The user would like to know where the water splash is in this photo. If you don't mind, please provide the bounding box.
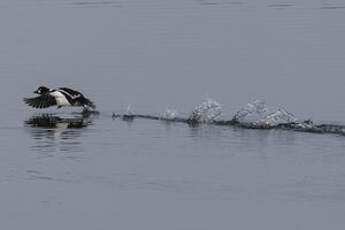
[233,100,298,128]
[125,104,132,115]
[160,109,178,121]
[188,98,223,124]
[111,99,345,136]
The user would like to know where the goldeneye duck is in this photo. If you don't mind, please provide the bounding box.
[24,86,96,109]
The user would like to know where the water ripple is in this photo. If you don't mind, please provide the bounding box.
[320,6,345,10]
[69,0,122,7]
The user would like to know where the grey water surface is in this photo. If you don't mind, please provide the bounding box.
[1,0,345,229]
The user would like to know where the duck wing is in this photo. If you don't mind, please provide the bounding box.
[58,88,82,99]
[58,88,96,108]
[24,94,57,109]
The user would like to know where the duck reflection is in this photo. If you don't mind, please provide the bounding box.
[26,114,89,129]
[25,112,97,155]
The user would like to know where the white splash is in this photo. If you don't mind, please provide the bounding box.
[160,108,178,120]
[189,98,223,123]
[233,100,297,127]
[125,104,133,116]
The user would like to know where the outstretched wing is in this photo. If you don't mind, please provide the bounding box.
[23,94,57,109]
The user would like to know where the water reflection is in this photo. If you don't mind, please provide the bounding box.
[25,113,97,155]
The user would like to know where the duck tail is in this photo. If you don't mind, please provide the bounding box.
[83,98,96,109]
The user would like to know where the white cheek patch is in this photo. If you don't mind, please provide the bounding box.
[50,91,71,106]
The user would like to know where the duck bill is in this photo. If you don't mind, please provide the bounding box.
[33,90,39,94]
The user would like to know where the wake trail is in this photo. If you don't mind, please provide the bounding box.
[112,99,345,136]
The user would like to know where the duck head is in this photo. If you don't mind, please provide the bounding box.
[34,86,50,95]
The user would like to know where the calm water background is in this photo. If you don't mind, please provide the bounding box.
[1,0,345,229]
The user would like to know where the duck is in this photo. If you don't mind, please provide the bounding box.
[24,86,96,109]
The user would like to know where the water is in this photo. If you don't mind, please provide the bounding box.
[1,0,345,229]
